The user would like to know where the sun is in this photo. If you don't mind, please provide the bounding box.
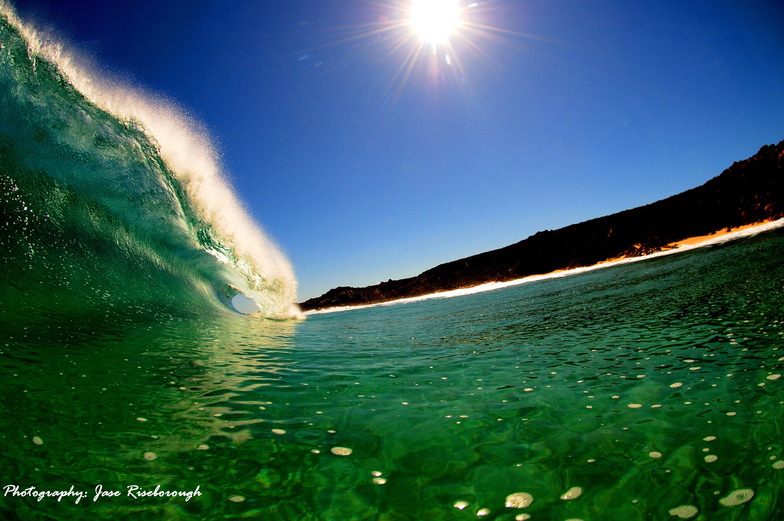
[408,0,463,46]
[304,0,523,104]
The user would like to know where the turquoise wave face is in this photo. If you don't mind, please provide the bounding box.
[0,12,298,321]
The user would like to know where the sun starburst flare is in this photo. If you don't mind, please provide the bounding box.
[295,1,531,108]
[408,0,463,46]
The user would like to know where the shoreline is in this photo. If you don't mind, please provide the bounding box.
[305,218,784,315]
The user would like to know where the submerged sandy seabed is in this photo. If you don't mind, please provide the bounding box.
[306,218,784,315]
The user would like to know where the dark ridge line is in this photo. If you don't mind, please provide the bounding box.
[300,140,784,311]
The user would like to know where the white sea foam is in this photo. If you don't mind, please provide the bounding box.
[307,218,784,315]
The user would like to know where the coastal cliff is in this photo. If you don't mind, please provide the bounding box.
[300,140,784,311]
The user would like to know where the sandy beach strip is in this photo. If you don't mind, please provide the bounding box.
[666,221,775,247]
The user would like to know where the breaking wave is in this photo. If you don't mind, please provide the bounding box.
[0,4,300,320]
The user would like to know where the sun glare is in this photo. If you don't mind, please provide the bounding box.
[308,0,522,105]
[408,0,462,45]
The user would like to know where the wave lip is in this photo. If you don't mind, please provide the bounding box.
[0,3,300,319]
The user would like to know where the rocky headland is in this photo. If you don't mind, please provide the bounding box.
[300,140,784,311]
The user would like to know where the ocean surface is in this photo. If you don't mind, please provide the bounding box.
[2,226,784,521]
[3,5,784,521]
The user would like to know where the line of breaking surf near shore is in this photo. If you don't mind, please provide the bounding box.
[306,218,784,315]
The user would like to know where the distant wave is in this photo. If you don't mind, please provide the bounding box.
[0,3,300,319]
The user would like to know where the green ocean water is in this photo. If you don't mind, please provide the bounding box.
[2,229,784,521]
[3,5,784,520]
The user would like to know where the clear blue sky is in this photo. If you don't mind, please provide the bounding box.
[11,0,784,300]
